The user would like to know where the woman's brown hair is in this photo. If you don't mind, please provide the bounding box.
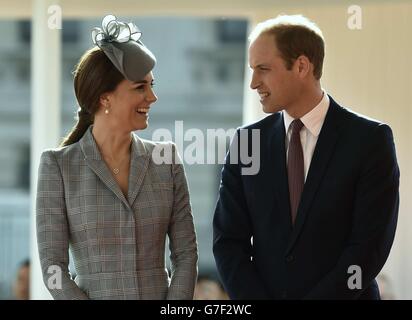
[60,47,124,147]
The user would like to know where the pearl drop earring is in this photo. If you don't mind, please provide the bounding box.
[105,109,109,115]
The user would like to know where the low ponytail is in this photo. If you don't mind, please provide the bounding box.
[59,46,124,147]
[60,109,93,147]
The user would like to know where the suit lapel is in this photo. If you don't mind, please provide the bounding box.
[285,98,344,255]
[80,127,130,208]
[128,134,150,207]
[268,113,293,231]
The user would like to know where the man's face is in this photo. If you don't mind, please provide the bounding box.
[249,34,300,114]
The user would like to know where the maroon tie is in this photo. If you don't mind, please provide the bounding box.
[287,119,304,225]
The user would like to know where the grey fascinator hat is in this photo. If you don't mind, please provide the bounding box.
[92,15,156,82]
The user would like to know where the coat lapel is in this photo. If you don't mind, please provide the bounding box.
[268,113,293,231]
[285,98,344,255]
[79,127,130,208]
[127,134,150,207]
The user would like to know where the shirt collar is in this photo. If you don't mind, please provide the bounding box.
[283,90,330,137]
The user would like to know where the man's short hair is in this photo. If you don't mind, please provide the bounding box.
[249,15,325,80]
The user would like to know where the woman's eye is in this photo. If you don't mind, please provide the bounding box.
[135,86,145,91]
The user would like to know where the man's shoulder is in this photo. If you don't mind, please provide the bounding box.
[330,96,390,133]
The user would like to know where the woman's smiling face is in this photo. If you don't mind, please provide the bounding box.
[99,72,158,132]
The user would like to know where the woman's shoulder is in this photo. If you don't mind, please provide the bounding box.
[40,141,81,161]
[133,134,180,166]
[133,133,176,152]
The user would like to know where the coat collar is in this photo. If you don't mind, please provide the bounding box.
[79,126,150,208]
[79,126,147,160]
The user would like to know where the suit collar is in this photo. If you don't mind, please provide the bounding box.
[268,112,293,232]
[285,95,345,254]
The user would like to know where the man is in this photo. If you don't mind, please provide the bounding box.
[213,15,399,300]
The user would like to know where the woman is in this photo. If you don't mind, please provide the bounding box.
[36,15,198,300]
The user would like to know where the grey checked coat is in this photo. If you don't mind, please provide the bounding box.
[36,127,198,300]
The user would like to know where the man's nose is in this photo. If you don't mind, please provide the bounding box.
[250,72,260,90]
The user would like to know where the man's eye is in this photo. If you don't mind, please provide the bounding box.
[135,86,145,90]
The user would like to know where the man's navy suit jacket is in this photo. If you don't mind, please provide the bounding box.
[213,96,400,299]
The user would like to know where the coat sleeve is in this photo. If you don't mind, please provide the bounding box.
[166,143,198,300]
[213,129,271,299]
[304,124,400,299]
[36,150,89,300]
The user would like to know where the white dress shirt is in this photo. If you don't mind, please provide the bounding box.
[283,91,330,181]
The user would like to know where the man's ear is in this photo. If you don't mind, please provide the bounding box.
[294,55,312,78]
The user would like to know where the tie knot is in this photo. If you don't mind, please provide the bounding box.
[290,119,304,134]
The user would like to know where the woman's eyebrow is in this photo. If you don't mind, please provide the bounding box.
[133,79,155,85]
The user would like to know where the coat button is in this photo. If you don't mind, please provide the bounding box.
[281,291,288,299]
[286,255,294,263]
